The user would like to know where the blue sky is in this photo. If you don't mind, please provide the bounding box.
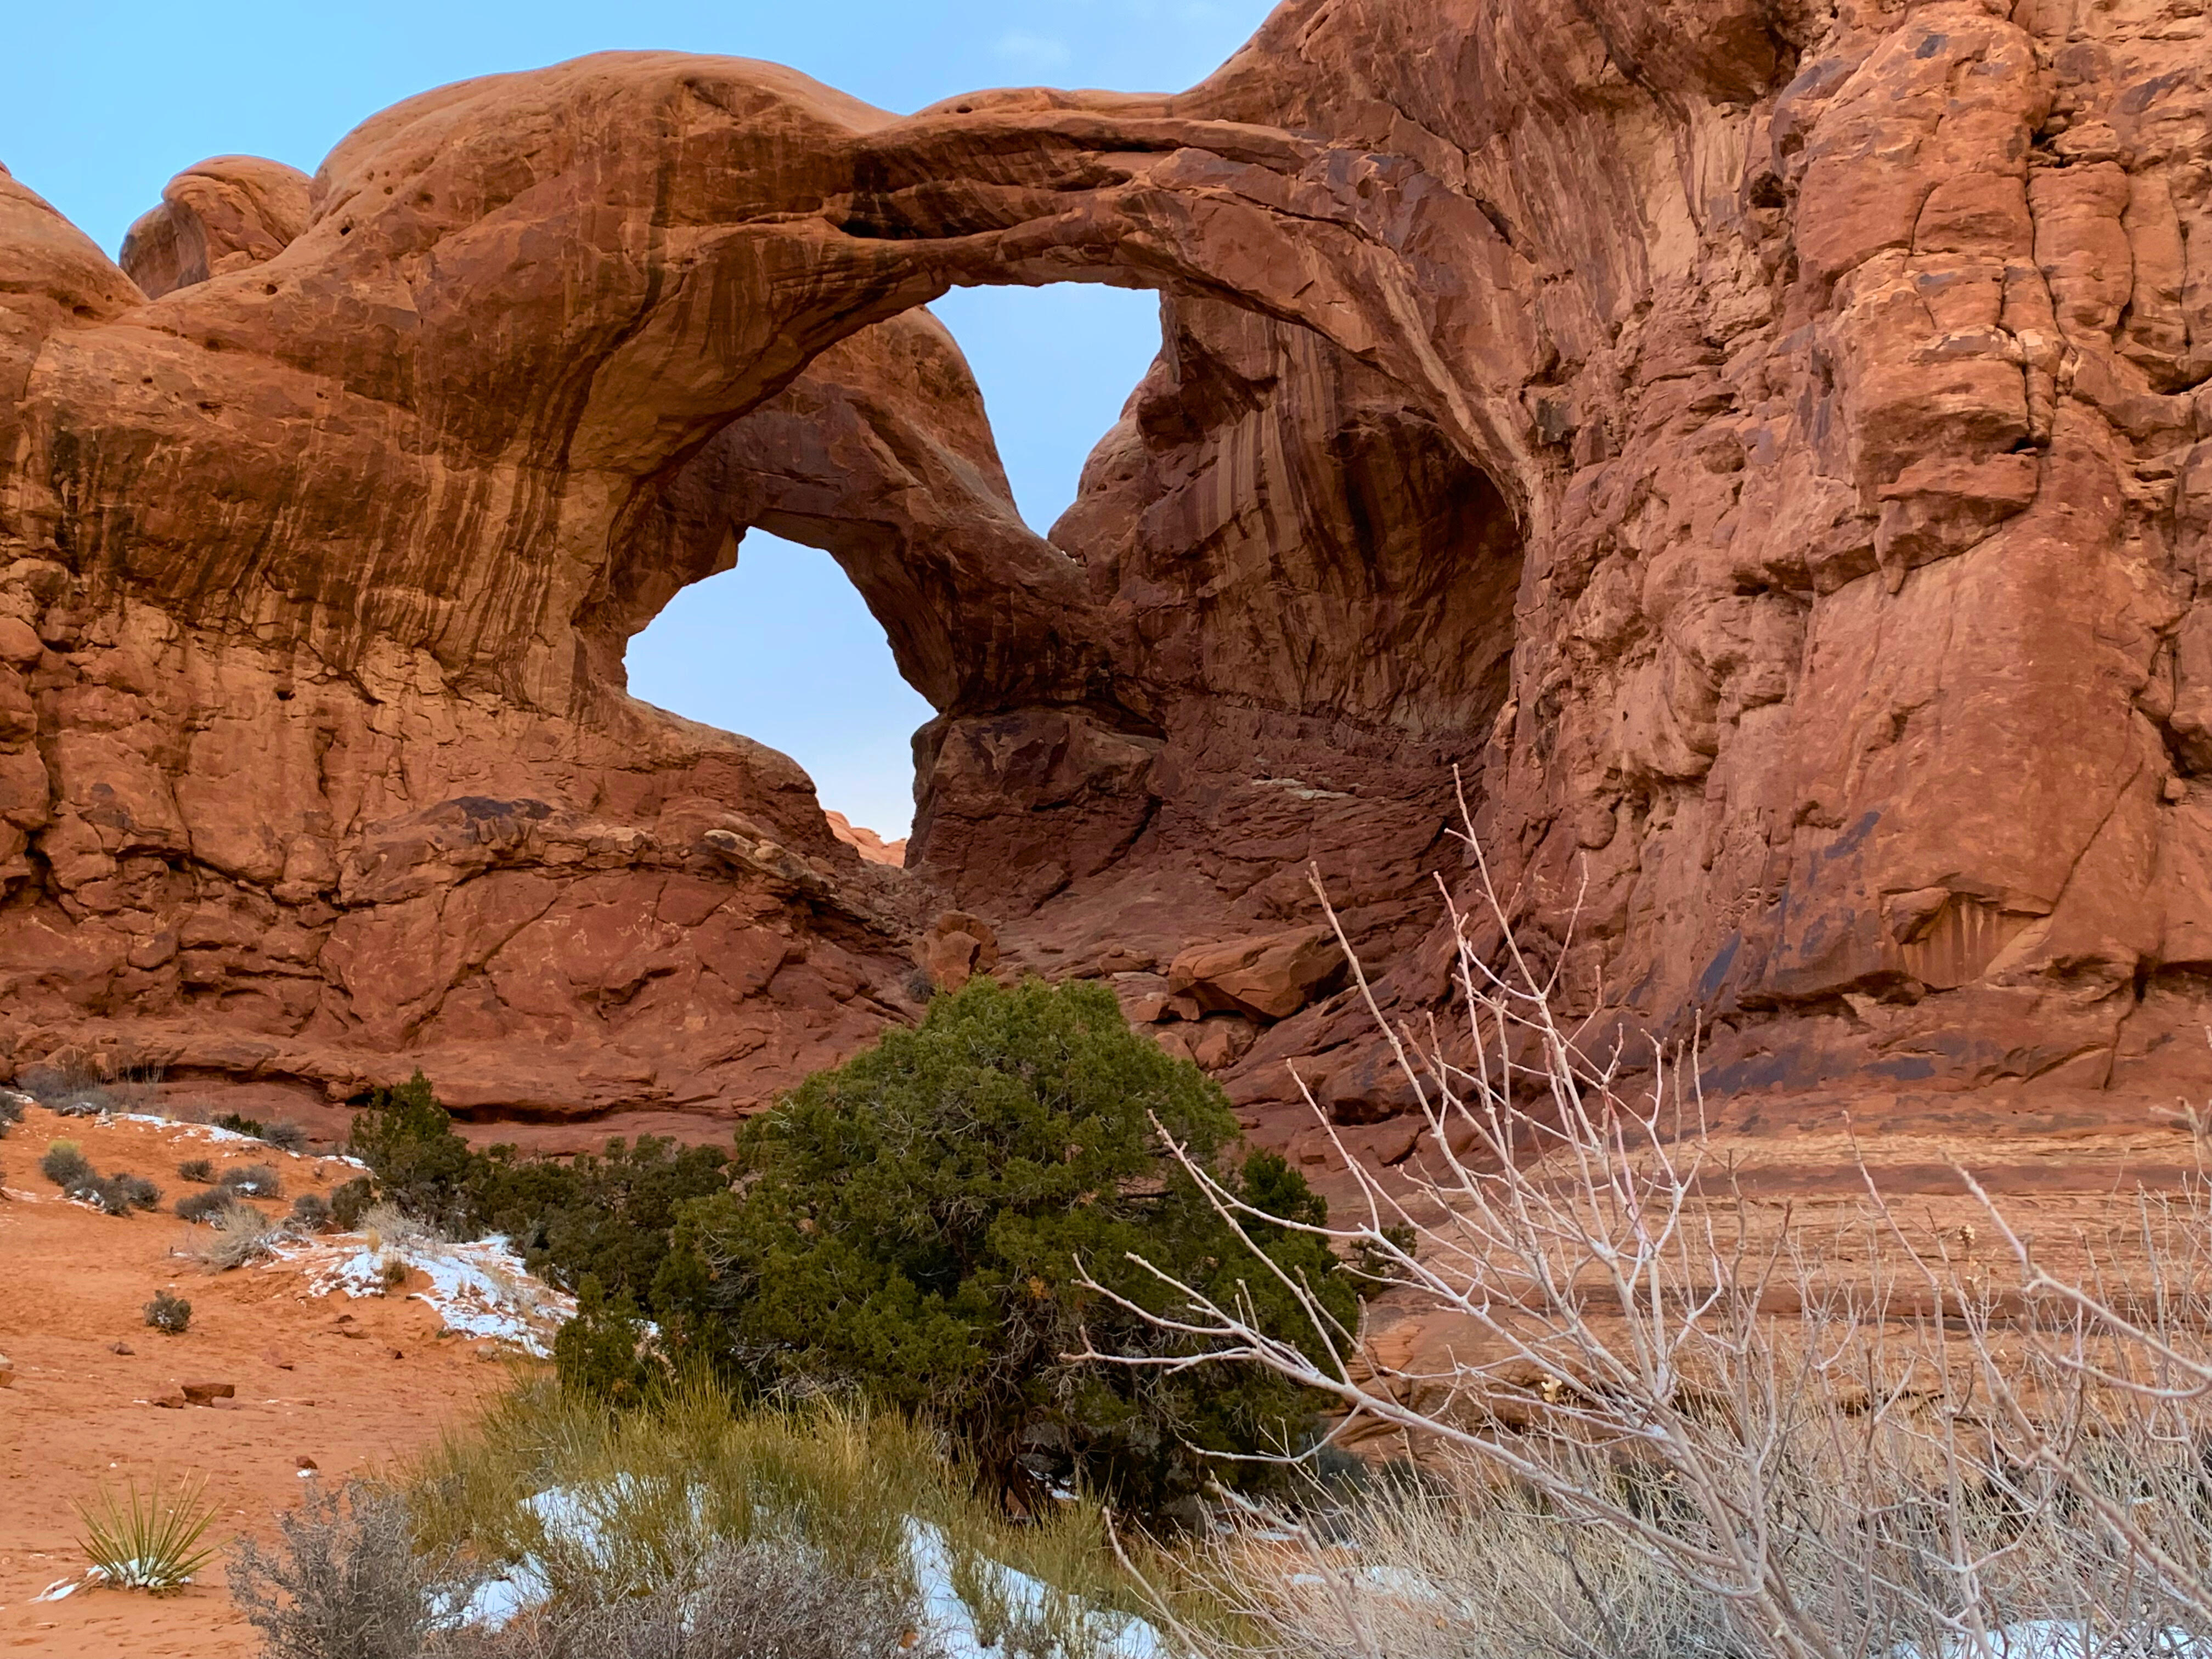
[3,0,1276,836]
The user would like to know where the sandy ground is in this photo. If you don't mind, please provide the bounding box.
[0,1108,534,1658]
[2,1082,2204,1652]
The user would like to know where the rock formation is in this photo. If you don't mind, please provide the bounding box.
[0,0,2207,1143]
[823,812,906,868]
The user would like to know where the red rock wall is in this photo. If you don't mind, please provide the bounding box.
[0,0,2207,1137]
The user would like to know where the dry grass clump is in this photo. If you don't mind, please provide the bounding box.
[1093,792,2212,1659]
[231,1475,926,1659]
[177,1156,216,1183]
[400,1378,1195,1656]
[185,1200,282,1272]
[226,1382,1206,1658]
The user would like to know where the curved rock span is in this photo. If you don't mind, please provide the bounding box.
[0,0,2207,1149]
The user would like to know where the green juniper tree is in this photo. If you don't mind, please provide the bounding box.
[346,1072,730,1304]
[626,975,1354,1520]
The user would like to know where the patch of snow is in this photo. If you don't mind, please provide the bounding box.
[1897,1625,2207,1659]
[906,1518,1166,1659]
[83,1558,194,1592]
[112,1114,267,1146]
[446,1484,1170,1658]
[269,1231,574,1357]
[449,1564,550,1632]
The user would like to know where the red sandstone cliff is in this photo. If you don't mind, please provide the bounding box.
[0,0,2205,1144]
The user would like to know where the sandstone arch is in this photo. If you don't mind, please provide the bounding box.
[0,0,2207,1143]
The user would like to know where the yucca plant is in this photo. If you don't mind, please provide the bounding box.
[76,1471,222,1593]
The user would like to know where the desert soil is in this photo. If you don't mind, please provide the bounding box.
[0,1107,532,1658]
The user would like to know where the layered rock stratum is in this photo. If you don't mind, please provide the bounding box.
[0,0,2207,1152]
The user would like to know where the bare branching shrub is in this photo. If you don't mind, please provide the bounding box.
[178,1156,216,1183]
[490,1539,927,1659]
[229,1479,468,1659]
[264,1121,313,1153]
[1095,791,2212,1659]
[188,1201,281,1272]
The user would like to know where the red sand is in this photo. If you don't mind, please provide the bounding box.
[0,1107,532,1657]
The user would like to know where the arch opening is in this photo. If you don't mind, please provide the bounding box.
[617,287,1166,855]
[624,529,933,848]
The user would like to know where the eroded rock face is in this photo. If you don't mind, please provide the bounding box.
[0,0,2207,1137]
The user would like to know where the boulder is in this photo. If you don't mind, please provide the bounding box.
[918,912,1000,993]
[1167,928,1346,1022]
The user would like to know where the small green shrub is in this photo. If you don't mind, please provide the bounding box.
[551,1277,657,1410]
[215,1111,266,1138]
[40,1145,156,1214]
[86,1177,134,1215]
[40,1141,93,1190]
[144,1289,191,1334]
[177,1157,215,1184]
[344,1074,476,1234]
[220,1162,283,1198]
[347,1073,730,1299]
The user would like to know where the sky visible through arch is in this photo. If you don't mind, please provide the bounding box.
[5,0,1278,838]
